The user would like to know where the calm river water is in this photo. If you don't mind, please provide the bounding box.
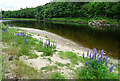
[1,20,119,59]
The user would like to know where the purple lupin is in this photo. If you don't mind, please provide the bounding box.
[98,51,100,57]
[109,64,114,73]
[48,40,50,45]
[87,66,88,70]
[86,61,87,65]
[97,57,99,64]
[101,50,103,58]
[83,53,84,59]
[105,59,108,66]
[26,39,27,44]
[87,50,89,56]
[26,35,28,38]
[106,56,108,60]
[90,53,91,59]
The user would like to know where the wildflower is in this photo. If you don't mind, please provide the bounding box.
[47,44,49,48]
[26,39,27,44]
[90,53,91,59]
[48,40,50,45]
[87,66,88,70]
[106,56,108,60]
[98,51,100,57]
[44,45,46,48]
[83,53,84,59]
[97,57,99,64]
[100,57,103,61]
[93,48,96,53]
[105,60,108,66]
[26,35,28,38]
[101,50,103,58]
[112,64,115,68]
[87,50,89,56]
[109,64,114,73]
[86,61,87,65]
[92,54,94,60]
[23,32,25,36]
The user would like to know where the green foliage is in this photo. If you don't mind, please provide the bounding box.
[77,57,118,79]
[51,73,65,79]
[2,2,119,22]
[58,51,79,64]
[35,41,44,52]
[41,65,58,71]
[2,24,39,59]
[55,62,70,67]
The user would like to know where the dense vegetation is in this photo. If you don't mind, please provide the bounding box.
[1,2,120,22]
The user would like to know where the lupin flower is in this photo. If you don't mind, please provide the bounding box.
[83,53,84,59]
[90,53,91,59]
[105,59,108,66]
[92,54,94,60]
[44,45,46,48]
[86,61,87,65]
[109,64,114,73]
[20,32,22,35]
[87,50,89,56]
[98,51,100,57]
[87,66,89,70]
[106,56,108,60]
[47,44,49,48]
[101,50,103,58]
[100,57,103,61]
[26,39,27,44]
[26,35,28,38]
[97,57,99,64]
[48,40,50,45]
[23,32,25,36]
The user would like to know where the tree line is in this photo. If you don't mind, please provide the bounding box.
[1,2,120,20]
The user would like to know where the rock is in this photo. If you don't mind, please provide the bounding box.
[8,55,14,61]
[106,24,111,26]
[8,55,17,61]
[91,23,95,26]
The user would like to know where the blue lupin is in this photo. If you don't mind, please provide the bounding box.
[87,50,89,56]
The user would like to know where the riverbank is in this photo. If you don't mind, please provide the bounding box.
[49,18,119,27]
[3,17,120,27]
[1,23,119,79]
[3,18,36,21]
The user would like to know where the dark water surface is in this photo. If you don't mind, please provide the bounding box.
[2,20,119,59]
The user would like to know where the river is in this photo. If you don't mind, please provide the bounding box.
[1,20,119,59]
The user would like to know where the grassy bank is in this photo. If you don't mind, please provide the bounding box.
[49,17,120,25]
[3,18,36,20]
[1,23,119,79]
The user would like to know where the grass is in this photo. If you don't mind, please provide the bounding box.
[3,18,36,20]
[41,65,58,71]
[50,17,119,24]
[55,62,70,67]
[2,24,38,59]
[58,51,79,65]
[50,73,65,79]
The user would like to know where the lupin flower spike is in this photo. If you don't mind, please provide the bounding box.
[87,50,89,56]
[87,66,88,70]
[97,57,99,64]
[90,53,91,59]
[83,53,84,59]
[101,50,103,58]
[86,61,87,65]
[105,59,108,66]
[109,64,114,73]
[26,39,27,44]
